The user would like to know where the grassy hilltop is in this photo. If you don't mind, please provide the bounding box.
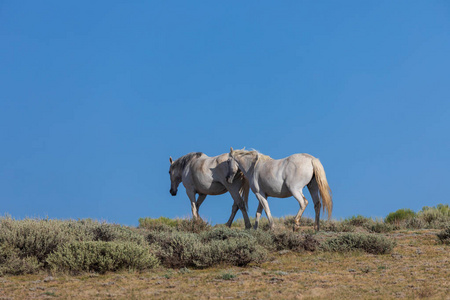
[0,204,449,299]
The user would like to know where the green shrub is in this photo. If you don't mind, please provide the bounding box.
[403,217,426,229]
[320,220,339,232]
[368,222,393,233]
[138,217,178,230]
[271,231,318,252]
[320,233,396,254]
[248,229,275,250]
[90,223,147,245]
[301,232,320,251]
[0,217,154,275]
[343,215,373,227]
[210,237,268,266]
[47,241,159,274]
[201,226,251,242]
[0,218,88,264]
[417,208,449,228]
[436,226,450,245]
[427,220,449,229]
[272,231,303,251]
[320,220,355,233]
[420,204,450,217]
[0,244,42,275]
[176,218,211,234]
[148,230,267,268]
[219,271,236,280]
[148,231,214,268]
[385,209,416,224]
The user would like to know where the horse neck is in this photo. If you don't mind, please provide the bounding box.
[176,154,200,175]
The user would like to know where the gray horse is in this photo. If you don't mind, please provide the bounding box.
[226,148,332,231]
[169,152,252,229]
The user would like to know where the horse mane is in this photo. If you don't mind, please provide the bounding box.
[232,149,271,161]
[172,152,203,170]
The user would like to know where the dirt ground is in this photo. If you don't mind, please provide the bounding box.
[0,229,448,299]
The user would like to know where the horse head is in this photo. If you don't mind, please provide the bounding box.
[169,156,182,196]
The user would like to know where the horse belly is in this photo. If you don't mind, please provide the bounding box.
[266,186,292,198]
[261,179,291,198]
[197,181,227,195]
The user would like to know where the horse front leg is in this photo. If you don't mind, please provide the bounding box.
[254,193,274,230]
[225,203,239,228]
[196,194,207,215]
[226,187,252,229]
[186,190,199,219]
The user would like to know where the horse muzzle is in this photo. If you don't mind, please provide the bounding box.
[170,189,177,196]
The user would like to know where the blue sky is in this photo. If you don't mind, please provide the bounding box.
[1,1,449,226]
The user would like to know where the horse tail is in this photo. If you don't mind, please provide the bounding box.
[238,175,250,211]
[311,158,333,219]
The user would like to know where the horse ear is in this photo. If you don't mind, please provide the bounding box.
[230,147,234,154]
[169,156,173,165]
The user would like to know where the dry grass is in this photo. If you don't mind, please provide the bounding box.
[0,229,448,299]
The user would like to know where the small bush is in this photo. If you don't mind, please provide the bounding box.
[385,208,416,224]
[201,226,251,242]
[272,231,304,251]
[321,220,355,233]
[302,233,320,251]
[248,230,275,250]
[176,218,211,234]
[320,220,339,232]
[0,244,42,275]
[271,231,318,252]
[320,233,396,254]
[404,217,426,229]
[368,222,393,233]
[220,271,236,280]
[47,241,159,274]
[90,223,146,245]
[138,217,178,230]
[343,215,373,227]
[148,230,267,268]
[0,218,86,264]
[210,237,268,266]
[420,204,450,217]
[91,223,117,242]
[418,207,449,228]
[436,226,450,245]
[148,231,211,268]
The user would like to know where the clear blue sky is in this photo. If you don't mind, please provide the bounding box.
[1,1,449,226]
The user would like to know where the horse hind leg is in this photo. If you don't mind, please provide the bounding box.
[290,189,308,231]
[307,178,321,231]
[254,202,264,230]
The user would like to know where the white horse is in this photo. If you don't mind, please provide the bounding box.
[226,148,332,231]
[169,152,252,229]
